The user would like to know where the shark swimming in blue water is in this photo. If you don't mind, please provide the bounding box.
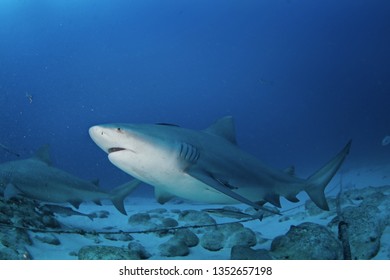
[0,145,140,215]
[89,116,351,214]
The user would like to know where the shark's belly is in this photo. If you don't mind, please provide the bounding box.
[167,173,240,204]
[108,150,243,204]
[137,168,239,204]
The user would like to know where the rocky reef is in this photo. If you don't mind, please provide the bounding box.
[0,184,389,259]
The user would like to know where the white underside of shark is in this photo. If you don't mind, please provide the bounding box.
[108,148,234,204]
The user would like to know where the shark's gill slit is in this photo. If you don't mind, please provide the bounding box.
[186,145,192,160]
[179,143,184,158]
[184,144,190,160]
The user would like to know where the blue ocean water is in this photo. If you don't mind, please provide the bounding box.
[1,0,389,192]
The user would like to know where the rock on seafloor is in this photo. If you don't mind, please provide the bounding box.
[178,210,216,233]
[225,227,257,247]
[162,218,179,227]
[127,211,182,235]
[128,213,152,224]
[128,213,158,230]
[328,204,387,259]
[34,234,61,246]
[230,246,273,260]
[159,238,189,257]
[78,245,150,260]
[174,229,199,247]
[270,222,343,260]
[103,232,134,242]
[200,223,257,251]
[128,241,151,259]
[200,230,225,251]
[1,197,62,259]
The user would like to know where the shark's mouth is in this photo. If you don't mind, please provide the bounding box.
[108,147,126,153]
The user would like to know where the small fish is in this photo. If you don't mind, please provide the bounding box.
[25,92,33,104]
[382,135,390,146]
[258,78,274,86]
[39,204,97,221]
[0,143,20,157]
[202,207,264,221]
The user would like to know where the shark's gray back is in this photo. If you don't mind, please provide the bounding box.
[0,157,106,203]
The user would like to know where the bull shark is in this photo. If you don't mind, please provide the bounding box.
[89,116,351,213]
[0,145,140,215]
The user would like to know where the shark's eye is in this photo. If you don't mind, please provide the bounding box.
[117,127,122,133]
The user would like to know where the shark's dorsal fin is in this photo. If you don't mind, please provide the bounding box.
[3,183,22,200]
[283,166,295,176]
[33,144,52,166]
[204,116,237,145]
[264,193,281,208]
[91,179,100,187]
[285,194,299,203]
[93,199,102,206]
[69,199,82,209]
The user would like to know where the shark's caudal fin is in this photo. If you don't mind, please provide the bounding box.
[305,140,352,211]
[110,179,141,215]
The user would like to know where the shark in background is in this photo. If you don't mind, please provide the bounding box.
[89,116,351,213]
[0,145,140,215]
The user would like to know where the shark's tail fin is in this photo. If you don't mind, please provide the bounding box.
[305,140,352,211]
[110,179,141,215]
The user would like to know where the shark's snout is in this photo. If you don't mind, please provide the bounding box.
[89,125,115,153]
[89,125,135,155]
[89,126,103,139]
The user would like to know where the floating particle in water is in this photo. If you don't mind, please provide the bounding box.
[382,135,390,146]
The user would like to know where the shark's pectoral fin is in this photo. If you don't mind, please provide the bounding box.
[93,199,102,206]
[91,179,100,187]
[255,200,267,206]
[283,166,295,176]
[3,183,21,200]
[186,168,280,215]
[285,194,300,203]
[264,193,281,208]
[69,200,82,209]
[155,187,175,204]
